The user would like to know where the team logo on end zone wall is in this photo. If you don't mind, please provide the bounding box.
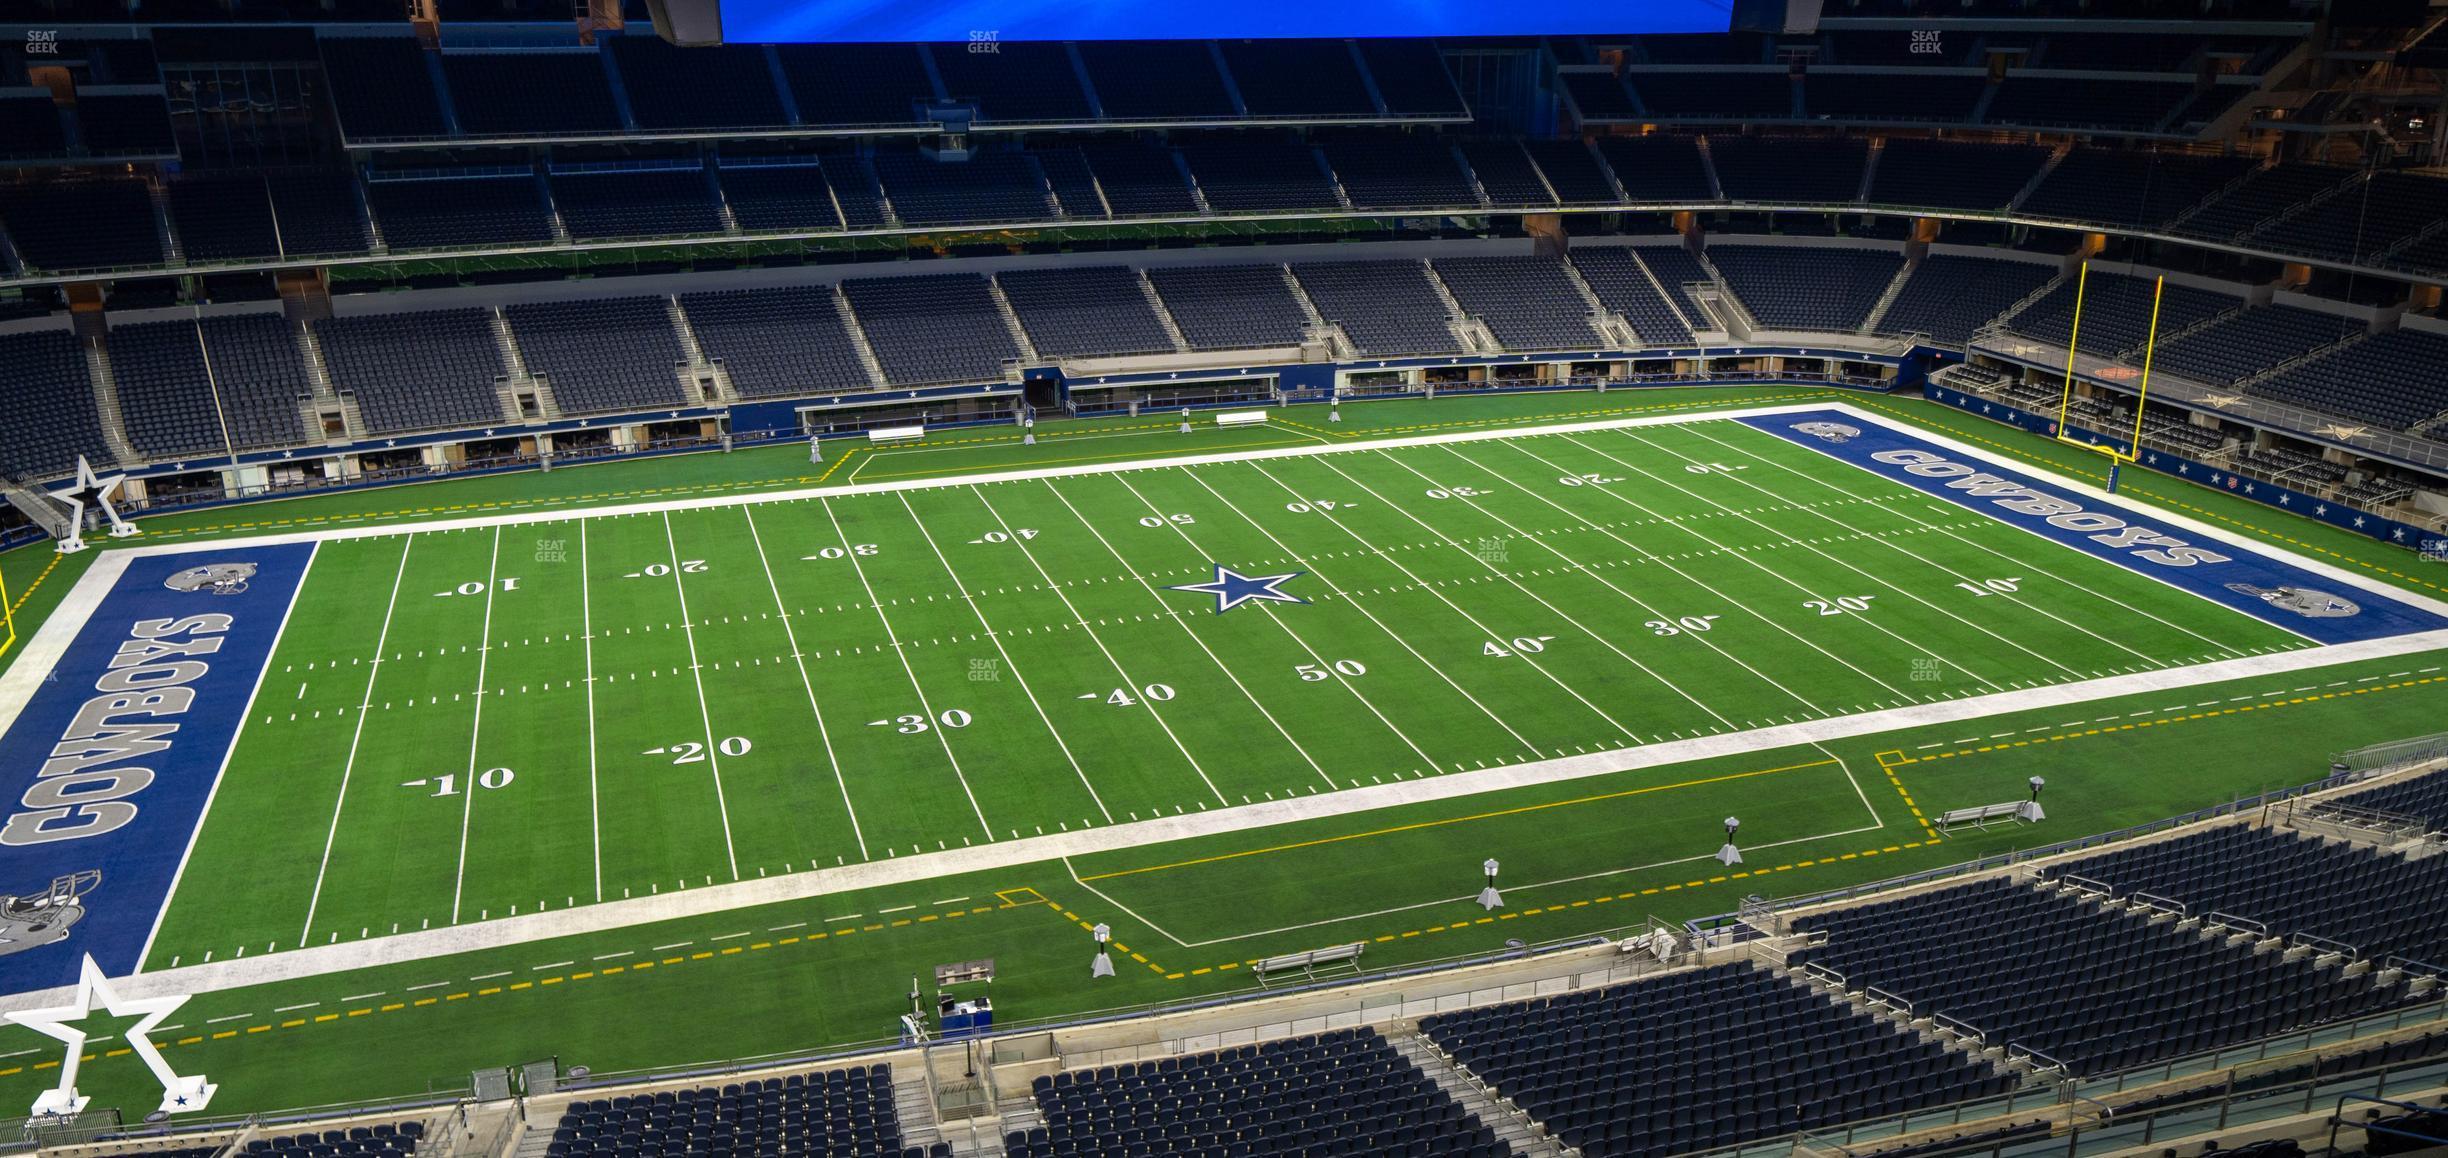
[1792,421,1862,443]
[2225,583,2361,619]
[0,872,100,959]
[163,562,257,596]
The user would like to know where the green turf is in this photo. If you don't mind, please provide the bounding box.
[146,413,2308,966]
[3,385,2446,1121]
[5,647,2441,1116]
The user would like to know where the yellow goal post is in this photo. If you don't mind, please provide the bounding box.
[2052,259,2163,468]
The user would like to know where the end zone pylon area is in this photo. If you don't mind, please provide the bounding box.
[2054,261,2164,491]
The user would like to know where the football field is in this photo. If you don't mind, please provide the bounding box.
[11,402,2447,1001]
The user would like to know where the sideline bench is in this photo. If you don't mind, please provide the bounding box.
[868,425,926,444]
[1215,410,1269,428]
[1252,942,1363,987]
[1939,800,2038,832]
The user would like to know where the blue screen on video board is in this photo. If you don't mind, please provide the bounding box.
[721,0,1733,44]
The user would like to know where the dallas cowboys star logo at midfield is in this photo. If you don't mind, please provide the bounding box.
[1167,564,1307,614]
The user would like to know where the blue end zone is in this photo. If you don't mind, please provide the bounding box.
[0,543,313,995]
[1739,411,2448,646]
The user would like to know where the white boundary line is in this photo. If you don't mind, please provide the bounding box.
[30,621,2448,1009]
[1039,476,1339,792]
[447,527,505,924]
[1176,466,1544,757]
[742,506,870,858]
[296,537,413,948]
[1474,439,1916,703]
[580,522,603,903]
[13,400,2446,625]
[1679,422,2254,660]
[968,483,1231,808]
[1068,815,1886,951]
[1107,472,1442,774]
[894,490,1114,828]
[662,511,741,880]
[820,495,995,841]
[138,541,321,969]
[0,401,2442,1005]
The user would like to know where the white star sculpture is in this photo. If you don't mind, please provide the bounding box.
[3,955,215,1116]
[46,456,137,554]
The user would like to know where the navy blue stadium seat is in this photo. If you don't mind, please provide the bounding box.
[1291,261,1464,356]
[1179,137,1340,213]
[609,38,788,130]
[2334,768,2448,833]
[717,162,846,233]
[1876,255,2060,346]
[442,51,620,137]
[1144,265,1312,352]
[1017,1028,1508,1158]
[1569,246,1696,346]
[318,38,448,140]
[1593,135,1715,202]
[930,40,1092,123]
[1707,136,1868,204]
[1705,243,1902,331]
[367,173,552,251]
[1421,963,2013,1158]
[1867,139,2054,212]
[502,297,693,415]
[838,274,1020,386]
[1430,256,1604,351]
[1790,876,2421,1075]
[772,45,934,128]
[0,329,112,480]
[1075,41,1236,120]
[1219,40,1375,117]
[1319,132,1478,210]
[994,267,1176,358]
[679,286,874,399]
[1,180,164,271]
[546,1065,901,1158]
[552,168,725,240]
[313,308,506,436]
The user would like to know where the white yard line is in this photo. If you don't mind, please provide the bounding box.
[1179,466,1542,755]
[1681,420,2299,655]
[296,536,414,948]
[1645,426,2195,668]
[25,623,2448,1010]
[448,527,505,924]
[580,521,603,903]
[54,401,2448,628]
[1480,440,1913,702]
[1577,431,2081,681]
[1387,446,1824,715]
[1509,435,2008,691]
[661,511,742,880]
[894,491,1113,825]
[967,483,1230,807]
[1082,819,1889,950]
[139,541,322,972]
[1249,459,1643,743]
[1314,453,1741,731]
[7,399,2445,1005]
[819,496,995,838]
[1109,472,1442,773]
[742,506,870,858]
[1040,477,1338,791]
